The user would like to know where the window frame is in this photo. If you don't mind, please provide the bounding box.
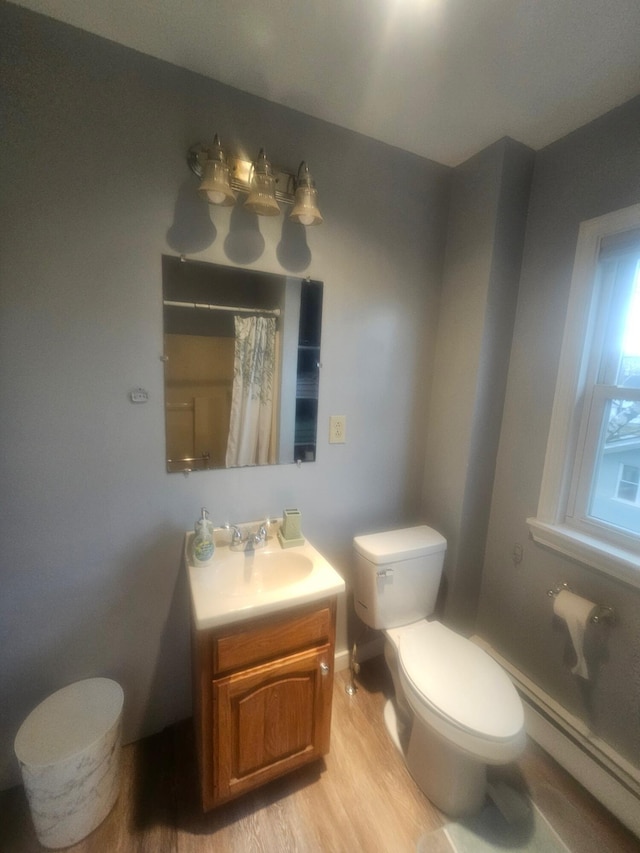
[527,203,640,589]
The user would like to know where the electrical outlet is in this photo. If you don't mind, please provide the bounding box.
[329,415,346,444]
[129,387,149,403]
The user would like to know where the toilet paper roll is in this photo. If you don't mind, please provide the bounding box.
[553,589,597,679]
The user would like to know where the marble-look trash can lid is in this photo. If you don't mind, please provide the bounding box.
[15,678,124,766]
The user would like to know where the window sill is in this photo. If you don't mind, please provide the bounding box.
[526,517,640,590]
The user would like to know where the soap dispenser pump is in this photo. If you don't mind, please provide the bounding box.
[193,507,215,566]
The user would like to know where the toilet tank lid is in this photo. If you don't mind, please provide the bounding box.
[354,525,446,564]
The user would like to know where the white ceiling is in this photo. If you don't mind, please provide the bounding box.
[12,0,640,166]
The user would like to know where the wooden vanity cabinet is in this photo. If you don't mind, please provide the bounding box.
[192,597,337,810]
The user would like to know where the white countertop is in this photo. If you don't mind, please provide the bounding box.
[185,531,345,631]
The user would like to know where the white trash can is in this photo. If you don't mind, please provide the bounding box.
[14,678,124,849]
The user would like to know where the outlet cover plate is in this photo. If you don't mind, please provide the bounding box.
[329,415,346,443]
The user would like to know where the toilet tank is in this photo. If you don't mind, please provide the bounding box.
[353,526,446,629]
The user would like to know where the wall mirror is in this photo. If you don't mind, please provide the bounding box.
[162,255,322,472]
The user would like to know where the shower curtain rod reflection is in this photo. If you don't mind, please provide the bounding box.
[163,299,280,316]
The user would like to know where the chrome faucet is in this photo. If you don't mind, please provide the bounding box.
[223,523,244,550]
[224,521,269,552]
[256,522,268,544]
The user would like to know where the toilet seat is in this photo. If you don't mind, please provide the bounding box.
[385,620,525,763]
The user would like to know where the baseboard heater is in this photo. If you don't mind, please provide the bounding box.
[472,635,640,839]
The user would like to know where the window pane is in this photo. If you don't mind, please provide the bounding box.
[590,399,640,533]
[617,262,640,386]
[621,464,640,485]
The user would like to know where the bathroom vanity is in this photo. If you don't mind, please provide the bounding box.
[185,528,344,810]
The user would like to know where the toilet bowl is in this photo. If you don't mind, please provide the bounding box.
[387,620,525,763]
[353,526,525,816]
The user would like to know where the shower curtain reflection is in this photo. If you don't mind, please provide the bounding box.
[226,315,279,467]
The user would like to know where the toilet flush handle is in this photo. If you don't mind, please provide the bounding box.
[376,568,394,578]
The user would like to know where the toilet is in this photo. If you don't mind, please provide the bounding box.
[353,525,525,817]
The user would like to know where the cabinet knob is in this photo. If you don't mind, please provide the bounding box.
[320,662,330,676]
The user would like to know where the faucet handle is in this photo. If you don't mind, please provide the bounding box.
[258,517,274,540]
[223,523,243,545]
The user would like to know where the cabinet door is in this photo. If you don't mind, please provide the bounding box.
[213,644,332,804]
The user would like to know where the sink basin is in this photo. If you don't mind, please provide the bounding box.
[200,550,314,596]
[185,531,345,630]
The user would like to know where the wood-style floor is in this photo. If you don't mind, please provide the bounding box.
[1,658,637,852]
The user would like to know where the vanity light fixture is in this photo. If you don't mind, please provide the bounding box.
[196,135,236,206]
[244,149,280,216]
[290,162,323,226]
[187,137,323,225]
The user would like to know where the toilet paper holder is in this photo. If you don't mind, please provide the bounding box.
[547,584,616,624]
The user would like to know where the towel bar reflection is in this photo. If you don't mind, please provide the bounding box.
[167,452,211,467]
[163,299,280,316]
[546,584,616,625]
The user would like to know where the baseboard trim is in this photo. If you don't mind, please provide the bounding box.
[472,634,640,839]
[334,648,350,671]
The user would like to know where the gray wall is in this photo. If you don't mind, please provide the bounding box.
[477,96,640,763]
[0,3,449,788]
[3,0,639,797]
[422,138,533,631]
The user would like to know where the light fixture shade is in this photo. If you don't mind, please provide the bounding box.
[198,135,236,206]
[290,162,323,226]
[244,149,280,216]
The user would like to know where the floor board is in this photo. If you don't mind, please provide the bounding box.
[1,657,636,852]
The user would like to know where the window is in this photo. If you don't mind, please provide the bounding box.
[528,204,640,588]
[617,464,640,504]
[569,249,640,540]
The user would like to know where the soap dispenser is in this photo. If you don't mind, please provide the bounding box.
[193,507,215,566]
